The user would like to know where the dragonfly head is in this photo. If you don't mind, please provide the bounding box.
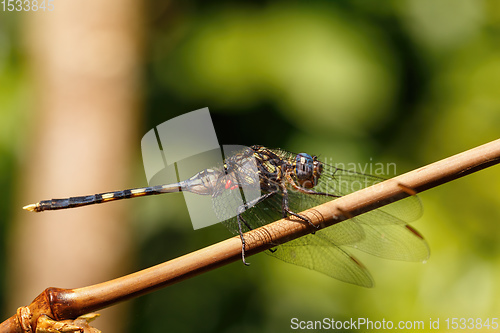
[294,153,323,188]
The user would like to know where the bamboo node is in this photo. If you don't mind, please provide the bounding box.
[16,307,32,332]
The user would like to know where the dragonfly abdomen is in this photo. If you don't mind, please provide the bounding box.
[23,184,182,212]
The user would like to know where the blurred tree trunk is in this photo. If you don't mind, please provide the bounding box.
[9,2,144,332]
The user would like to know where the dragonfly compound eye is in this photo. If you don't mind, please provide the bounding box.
[312,158,323,187]
[295,153,316,188]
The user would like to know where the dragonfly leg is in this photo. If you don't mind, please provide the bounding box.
[237,213,254,231]
[236,214,250,266]
[236,214,276,259]
[281,186,319,232]
[235,191,279,265]
[291,183,340,198]
[284,173,340,198]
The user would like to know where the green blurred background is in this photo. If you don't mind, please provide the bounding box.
[1,0,500,332]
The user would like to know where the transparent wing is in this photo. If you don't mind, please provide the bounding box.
[315,163,423,223]
[217,148,428,285]
[347,224,429,261]
[267,234,373,287]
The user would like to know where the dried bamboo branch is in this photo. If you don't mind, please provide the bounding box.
[2,138,500,332]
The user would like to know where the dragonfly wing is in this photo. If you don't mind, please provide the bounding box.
[376,196,423,223]
[309,176,428,262]
[315,165,385,195]
[217,148,427,284]
[311,211,428,261]
[315,219,365,245]
[287,166,429,261]
[318,165,424,223]
[267,235,373,287]
[351,198,421,226]
[219,188,283,234]
[219,190,373,286]
[347,223,430,262]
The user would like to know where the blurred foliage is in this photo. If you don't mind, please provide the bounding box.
[1,0,500,332]
[0,11,31,317]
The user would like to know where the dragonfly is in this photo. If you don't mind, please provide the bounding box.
[23,145,429,287]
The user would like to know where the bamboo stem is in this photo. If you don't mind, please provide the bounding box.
[2,138,500,332]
